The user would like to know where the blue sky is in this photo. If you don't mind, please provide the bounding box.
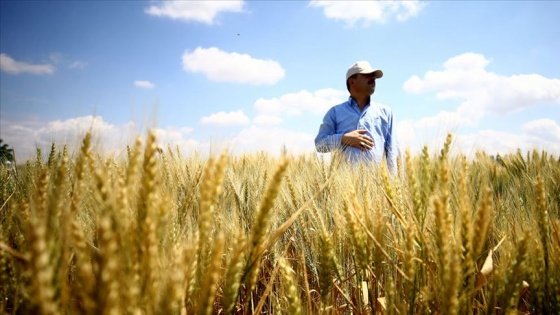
[1,0,559,161]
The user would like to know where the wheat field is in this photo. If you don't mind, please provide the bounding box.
[1,131,559,314]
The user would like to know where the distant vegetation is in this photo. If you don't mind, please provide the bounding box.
[0,139,14,163]
[1,132,559,314]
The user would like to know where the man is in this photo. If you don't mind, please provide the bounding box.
[315,61,398,173]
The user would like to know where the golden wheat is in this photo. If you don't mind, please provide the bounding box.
[1,131,559,314]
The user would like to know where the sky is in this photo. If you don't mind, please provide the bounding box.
[1,0,559,162]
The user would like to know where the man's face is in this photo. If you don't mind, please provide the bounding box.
[354,73,377,95]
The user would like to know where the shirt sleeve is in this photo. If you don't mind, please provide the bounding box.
[384,110,399,174]
[315,108,343,153]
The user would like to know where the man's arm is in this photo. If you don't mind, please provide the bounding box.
[384,110,399,174]
[315,109,373,152]
[315,109,342,153]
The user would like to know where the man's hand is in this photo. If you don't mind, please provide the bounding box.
[342,130,374,151]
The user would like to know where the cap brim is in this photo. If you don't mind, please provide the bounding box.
[346,68,384,80]
[361,69,383,79]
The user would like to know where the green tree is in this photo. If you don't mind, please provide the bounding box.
[0,139,15,163]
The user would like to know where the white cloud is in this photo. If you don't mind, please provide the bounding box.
[403,53,560,126]
[396,119,459,155]
[253,115,283,126]
[200,110,250,126]
[396,118,560,158]
[309,0,425,26]
[254,88,346,116]
[522,118,560,143]
[0,53,55,75]
[229,125,316,156]
[1,116,133,161]
[395,119,417,150]
[414,111,465,130]
[182,47,285,85]
[0,115,316,161]
[134,80,156,89]
[396,1,425,22]
[456,129,560,157]
[151,126,199,153]
[1,116,200,162]
[145,1,244,24]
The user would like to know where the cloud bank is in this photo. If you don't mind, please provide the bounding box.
[399,52,560,155]
[404,53,560,126]
[0,116,200,162]
[3,52,559,163]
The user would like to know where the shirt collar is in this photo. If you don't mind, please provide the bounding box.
[348,96,371,109]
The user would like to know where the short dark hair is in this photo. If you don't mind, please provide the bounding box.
[346,73,358,92]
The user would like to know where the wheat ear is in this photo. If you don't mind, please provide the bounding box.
[197,233,225,315]
[243,158,289,294]
[279,257,302,314]
[222,231,247,314]
[28,219,58,315]
[472,187,493,261]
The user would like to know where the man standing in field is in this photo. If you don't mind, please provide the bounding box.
[315,61,398,173]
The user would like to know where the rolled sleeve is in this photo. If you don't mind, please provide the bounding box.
[384,111,399,174]
[315,108,342,153]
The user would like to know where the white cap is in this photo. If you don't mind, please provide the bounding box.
[346,61,383,80]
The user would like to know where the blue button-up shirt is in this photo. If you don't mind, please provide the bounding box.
[315,97,398,173]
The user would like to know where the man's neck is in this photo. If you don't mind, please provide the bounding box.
[351,95,371,110]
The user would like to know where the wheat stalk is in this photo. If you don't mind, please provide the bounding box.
[243,158,288,294]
